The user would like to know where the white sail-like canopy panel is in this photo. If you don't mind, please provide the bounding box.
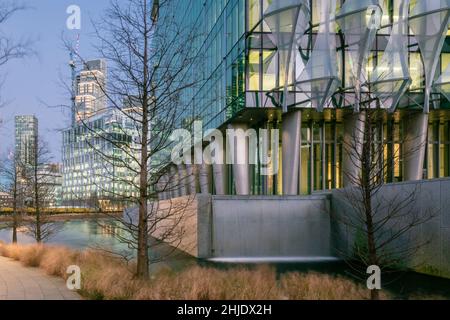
[295,0,340,112]
[336,0,382,112]
[434,63,450,102]
[264,0,310,112]
[409,0,450,113]
[369,0,411,113]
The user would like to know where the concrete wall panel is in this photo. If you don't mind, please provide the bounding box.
[211,195,331,258]
[331,178,450,279]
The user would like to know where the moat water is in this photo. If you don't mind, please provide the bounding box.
[1,219,449,299]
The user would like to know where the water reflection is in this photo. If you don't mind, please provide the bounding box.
[0,219,196,272]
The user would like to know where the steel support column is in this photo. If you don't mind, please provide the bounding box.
[342,112,366,187]
[282,110,302,195]
[228,123,251,195]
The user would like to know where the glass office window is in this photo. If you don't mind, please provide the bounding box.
[428,123,439,179]
[440,122,449,177]
[325,123,334,189]
[344,51,354,88]
[262,50,277,90]
[383,0,391,22]
[442,53,450,73]
[335,123,343,189]
[311,0,321,29]
[277,145,283,195]
[248,0,261,31]
[313,123,323,191]
[248,50,260,90]
[410,52,424,92]
[301,126,311,195]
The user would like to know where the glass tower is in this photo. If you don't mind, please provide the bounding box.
[75,59,107,123]
[62,108,140,209]
[15,115,38,167]
[62,60,139,209]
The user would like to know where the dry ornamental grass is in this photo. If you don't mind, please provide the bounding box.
[0,242,386,300]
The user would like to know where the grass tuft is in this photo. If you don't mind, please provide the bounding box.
[0,243,393,300]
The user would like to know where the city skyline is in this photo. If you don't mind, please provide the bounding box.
[0,0,109,161]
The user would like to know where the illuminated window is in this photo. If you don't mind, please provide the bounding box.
[380,0,391,26]
[311,0,321,29]
[442,53,450,74]
[248,50,260,91]
[409,52,424,91]
[248,0,261,31]
[440,123,449,177]
[262,50,277,91]
[301,126,311,195]
[344,52,354,88]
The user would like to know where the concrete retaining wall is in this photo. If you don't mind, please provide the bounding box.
[330,178,450,278]
[137,194,332,259]
[210,195,331,258]
[126,178,450,279]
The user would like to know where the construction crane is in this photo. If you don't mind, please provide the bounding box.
[69,34,80,127]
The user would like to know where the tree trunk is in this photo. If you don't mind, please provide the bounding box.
[362,113,380,300]
[136,197,149,278]
[136,0,150,280]
[12,203,18,243]
[12,214,18,243]
[12,184,18,243]
[137,104,149,278]
[370,288,380,300]
[34,137,42,243]
[35,184,42,243]
[36,210,42,243]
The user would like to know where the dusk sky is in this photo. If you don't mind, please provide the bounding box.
[0,0,110,161]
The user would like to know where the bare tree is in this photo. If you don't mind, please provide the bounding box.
[333,106,435,300]
[0,2,33,105]
[0,2,29,66]
[25,136,60,243]
[0,151,26,243]
[64,0,206,279]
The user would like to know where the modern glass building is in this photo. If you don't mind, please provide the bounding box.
[157,0,450,197]
[62,108,140,209]
[38,163,63,208]
[74,59,107,123]
[62,60,139,209]
[15,115,38,167]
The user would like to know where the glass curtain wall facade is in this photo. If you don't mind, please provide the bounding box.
[62,58,141,209]
[161,0,450,197]
[15,115,38,168]
[62,109,140,209]
[75,60,107,123]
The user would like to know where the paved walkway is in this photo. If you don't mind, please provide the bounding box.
[0,257,81,300]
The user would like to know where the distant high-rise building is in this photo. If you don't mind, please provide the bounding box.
[62,108,140,209]
[75,59,107,122]
[64,59,141,209]
[15,115,38,167]
[39,163,63,208]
